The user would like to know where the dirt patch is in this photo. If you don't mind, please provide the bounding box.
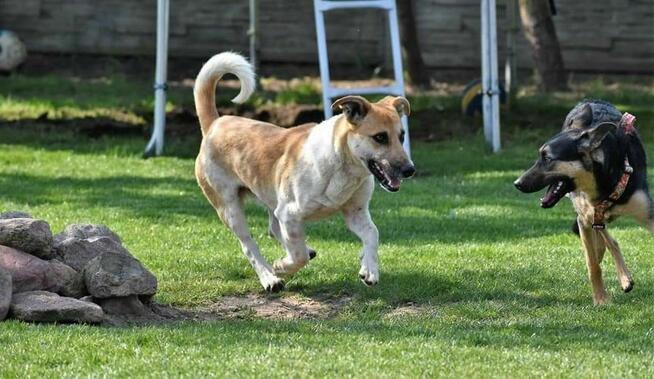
[203,294,353,320]
[105,296,441,326]
[102,294,353,326]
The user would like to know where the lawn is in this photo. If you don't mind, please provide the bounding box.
[1,74,654,377]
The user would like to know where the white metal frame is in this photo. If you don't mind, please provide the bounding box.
[313,0,411,155]
[481,0,501,152]
[144,0,170,157]
[145,0,259,157]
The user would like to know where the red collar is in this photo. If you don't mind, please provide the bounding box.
[592,112,636,230]
[592,160,633,229]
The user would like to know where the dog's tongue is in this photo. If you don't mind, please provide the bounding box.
[389,177,401,190]
[541,181,562,208]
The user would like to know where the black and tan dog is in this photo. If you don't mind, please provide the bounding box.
[514,100,653,304]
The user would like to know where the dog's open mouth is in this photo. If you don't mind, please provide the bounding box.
[367,160,401,192]
[540,179,574,208]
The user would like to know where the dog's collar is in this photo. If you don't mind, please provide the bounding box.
[592,160,633,229]
[592,112,637,230]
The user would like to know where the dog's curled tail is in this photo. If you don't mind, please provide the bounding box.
[194,52,255,135]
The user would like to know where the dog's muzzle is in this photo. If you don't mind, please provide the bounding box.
[367,160,415,192]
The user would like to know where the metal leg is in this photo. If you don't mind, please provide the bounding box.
[387,3,410,156]
[313,0,334,119]
[248,0,258,70]
[144,0,170,158]
[481,0,501,153]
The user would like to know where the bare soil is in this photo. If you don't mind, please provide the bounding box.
[107,295,438,326]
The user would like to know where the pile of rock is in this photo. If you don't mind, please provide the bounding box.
[0,211,159,324]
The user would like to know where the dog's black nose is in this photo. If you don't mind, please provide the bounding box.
[401,165,416,178]
[514,179,525,191]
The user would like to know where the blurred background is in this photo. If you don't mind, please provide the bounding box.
[0,0,652,155]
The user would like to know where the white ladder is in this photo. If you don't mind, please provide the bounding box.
[313,0,411,155]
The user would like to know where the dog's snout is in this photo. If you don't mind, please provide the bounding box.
[400,164,416,178]
[514,179,525,191]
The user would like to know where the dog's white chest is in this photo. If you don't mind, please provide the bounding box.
[323,170,365,205]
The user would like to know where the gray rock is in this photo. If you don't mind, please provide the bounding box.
[10,291,104,324]
[0,267,11,320]
[49,260,86,298]
[0,211,33,219]
[0,245,85,298]
[54,236,131,272]
[84,251,157,298]
[0,218,54,259]
[54,224,122,245]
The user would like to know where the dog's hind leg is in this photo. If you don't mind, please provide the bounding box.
[268,209,316,260]
[201,180,284,293]
[599,230,634,293]
[578,218,609,305]
[223,198,285,292]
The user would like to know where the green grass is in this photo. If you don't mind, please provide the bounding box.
[1,74,654,377]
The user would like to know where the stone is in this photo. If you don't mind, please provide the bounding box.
[0,218,54,259]
[49,260,86,298]
[53,224,122,245]
[0,211,33,219]
[84,251,157,298]
[0,267,11,320]
[54,236,131,272]
[0,245,85,298]
[10,291,104,324]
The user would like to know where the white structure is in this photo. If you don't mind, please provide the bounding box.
[313,0,411,155]
[481,0,501,152]
[144,0,170,157]
[145,0,260,157]
[146,0,501,156]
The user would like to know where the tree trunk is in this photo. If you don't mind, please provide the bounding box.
[397,0,430,88]
[519,0,567,91]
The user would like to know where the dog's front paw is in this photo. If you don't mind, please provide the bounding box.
[358,266,379,286]
[260,275,285,293]
[621,277,634,293]
[272,259,302,278]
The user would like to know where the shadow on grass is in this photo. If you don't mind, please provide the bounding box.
[0,172,205,219]
[0,171,574,243]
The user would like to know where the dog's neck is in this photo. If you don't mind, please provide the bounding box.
[304,115,370,178]
[592,132,632,202]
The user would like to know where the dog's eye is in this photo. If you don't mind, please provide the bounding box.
[372,132,389,145]
[399,130,405,144]
[542,153,552,163]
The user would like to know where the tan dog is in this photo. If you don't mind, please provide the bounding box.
[194,52,415,292]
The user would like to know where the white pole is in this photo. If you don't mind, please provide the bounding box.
[313,0,333,119]
[387,1,411,156]
[481,0,501,153]
[145,0,170,157]
[249,0,258,70]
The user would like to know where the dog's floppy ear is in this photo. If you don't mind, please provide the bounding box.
[332,96,371,125]
[567,103,593,129]
[392,96,411,117]
[378,96,411,117]
[578,122,617,152]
